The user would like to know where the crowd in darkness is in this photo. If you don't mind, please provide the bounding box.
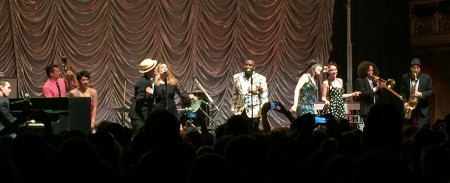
[1,101,450,183]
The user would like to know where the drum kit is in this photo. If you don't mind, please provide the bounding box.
[178,89,216,130]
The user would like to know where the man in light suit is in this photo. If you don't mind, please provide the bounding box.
[354,61,383,125]
[400,58,433,129]
[232,59,268,132]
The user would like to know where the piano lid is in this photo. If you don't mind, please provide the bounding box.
[9,97,70,112]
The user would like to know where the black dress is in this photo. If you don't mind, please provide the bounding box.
[152,82,190,119]
[322,81,346,120]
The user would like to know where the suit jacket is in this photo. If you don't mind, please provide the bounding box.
[354,77,381,116]
[400,72,433,116]
[0,97,17,133]
[129,75,154,121]
[231,72,268,117]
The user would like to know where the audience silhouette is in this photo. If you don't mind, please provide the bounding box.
[1,101,449,183]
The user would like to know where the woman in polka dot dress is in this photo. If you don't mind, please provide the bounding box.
[321,62,360,120]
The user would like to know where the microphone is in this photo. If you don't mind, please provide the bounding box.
[161,71,168,79]
[322,66,328,73]
[150,78,154,89]
[24,93,32,107]
[244,69,253,78]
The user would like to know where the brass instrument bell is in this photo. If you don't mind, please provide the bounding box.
[372,75,395,89]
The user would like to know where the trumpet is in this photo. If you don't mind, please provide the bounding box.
[372,75,395,89]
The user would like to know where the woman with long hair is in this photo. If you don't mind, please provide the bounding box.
[152,63,197,120]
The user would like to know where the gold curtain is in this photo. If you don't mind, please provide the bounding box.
[0,0,334,126]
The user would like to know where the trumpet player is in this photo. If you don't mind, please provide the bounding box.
[354,61,383,125]
[400,58,433,129]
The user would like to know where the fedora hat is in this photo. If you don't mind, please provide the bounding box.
[411,58,422,66]
[139,59,158,73]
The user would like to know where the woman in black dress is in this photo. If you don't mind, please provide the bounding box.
[320,62,360,120]
[152,63,197,120]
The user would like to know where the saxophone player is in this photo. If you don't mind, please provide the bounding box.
[400,58,433,129]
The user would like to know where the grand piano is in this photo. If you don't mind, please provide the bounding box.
[9,97,91,134]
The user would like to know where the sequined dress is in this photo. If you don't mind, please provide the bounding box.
[296,77,317,117]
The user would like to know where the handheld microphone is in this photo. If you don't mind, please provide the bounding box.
[322,66,328,73]
[150,78,154,88]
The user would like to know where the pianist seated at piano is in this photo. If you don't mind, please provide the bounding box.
[0,79,28,138]
[42,64,76,98]
[67,70,98,131]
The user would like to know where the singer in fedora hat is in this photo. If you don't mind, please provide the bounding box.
[129,58,158,131]
[400,58,433,129]
[139,59,158,73]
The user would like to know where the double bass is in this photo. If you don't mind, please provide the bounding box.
[61,56,77,91]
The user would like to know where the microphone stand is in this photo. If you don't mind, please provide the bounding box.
[163,74,168,110]
[194,78,219,111]
[194,78,219,127]
[250,75,254,120]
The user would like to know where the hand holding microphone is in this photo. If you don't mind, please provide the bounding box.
[145,87,153,96]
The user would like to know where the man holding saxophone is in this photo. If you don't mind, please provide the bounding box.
[400,58,433,129]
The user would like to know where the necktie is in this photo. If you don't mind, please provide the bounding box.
[368,79,375,103]
[56,81,61,97]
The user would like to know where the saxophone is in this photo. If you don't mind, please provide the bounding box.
[404,72,418,119]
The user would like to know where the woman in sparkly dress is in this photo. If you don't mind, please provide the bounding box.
[290,59,323,117]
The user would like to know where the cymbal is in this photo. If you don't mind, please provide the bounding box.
[177,108,193,112]
[110,107,130,112]
[188,89,204,94]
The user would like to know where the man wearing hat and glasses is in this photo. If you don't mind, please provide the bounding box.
[129,58,158,131]
[400,58,433,129]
